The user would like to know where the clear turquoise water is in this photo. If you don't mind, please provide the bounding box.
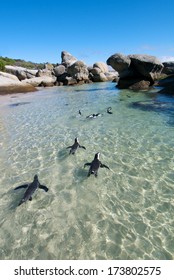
[0,82,174,260]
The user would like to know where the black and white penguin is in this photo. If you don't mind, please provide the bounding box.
[66,137,86,155]
[84,152,110,177]
[14,175,49,206]
[107,107,113,114]
[86,113,103,119]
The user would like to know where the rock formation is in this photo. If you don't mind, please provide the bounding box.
[0,71,37,94]
[61,51,77,67]
[156,74,174,95]
[3,50,160,94]
[5,65,37,80]
[89,61,118,82]
[67,60,89,81]
[107,53,164,90]
[162,61,174,75]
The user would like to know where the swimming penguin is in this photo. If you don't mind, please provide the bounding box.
[84,152,110,177]
[14,175,49,206]
[66,137,86,155]
[78,110,82,116]
[86,113,102,119]
[107,107,113,114]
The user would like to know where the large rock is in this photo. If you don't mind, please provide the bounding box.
[0,71,19,81]
[89,62,118,82]
[61,51,77,67]
[0,72,37,94]
[53,65,66,77]
[156,74,174,95]
[22,76,57,87]
[107,53,133,78]
[105,71,119,82]
[63,77,78,86]
[129,54,164,81]
[93,62,108,73]
[118,78,150,90]
[90,71,108,82]
[107,53,164,89]
[36,68,53,77]
[5,65,37,80]
[67,60,89,81]
[90,67,101,75]
[162,61,174,75]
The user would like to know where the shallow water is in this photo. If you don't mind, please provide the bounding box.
[0,82,174,260]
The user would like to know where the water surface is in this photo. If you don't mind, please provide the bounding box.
[0,82,174,260]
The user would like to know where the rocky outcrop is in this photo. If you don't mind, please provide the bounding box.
[0,71,20,82]
[107,53,163,90]
[93,62,108,73]
[53,65,66,77]
[105,71,119,82]
[3,51,171,94]
[0,50,123,93]
[61,51,77,67]
[22,76,57,87]
[0,71,37,94]
[59,52,118,84]
[67,60,89,81]
[156,74,174,95]
[162,61,174,75]
[5,65,37,80]
[129,54,164,81]
[107,53,132,78]
[89,67,107,82]
[89,61,118,82]
[36,69,53,77]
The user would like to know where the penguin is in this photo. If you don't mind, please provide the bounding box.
[84,152,110,177]
[86,113,102,119]
[107,107,113,114]
[66,137,86,155]
[14,175,49,206]
[78,110,82,116]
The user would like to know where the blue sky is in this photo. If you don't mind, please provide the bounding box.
[1,0,174,65]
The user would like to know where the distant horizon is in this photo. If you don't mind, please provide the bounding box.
[1,0,174,66]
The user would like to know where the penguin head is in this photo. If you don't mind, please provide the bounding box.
[95,152,100,159]
[34,174,38,180]
[107,107,112,112]
[75,137,78,143]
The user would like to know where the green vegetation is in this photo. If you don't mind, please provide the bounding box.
[0,59,5,71]
[0,56,16,71]
[13,59,45,69]
[0,56,47,71]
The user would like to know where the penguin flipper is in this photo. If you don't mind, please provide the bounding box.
[66,145,72,149]
[39,185,49,192]
[84,162,91,168]
[100,163,110,170]
[79,145,86,150]
[14,184,29,190]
